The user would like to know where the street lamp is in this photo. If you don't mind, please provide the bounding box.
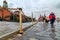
[32,12,33,24]
[18,8,23,34]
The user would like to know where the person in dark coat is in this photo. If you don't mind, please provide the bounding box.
[49,12,56,27]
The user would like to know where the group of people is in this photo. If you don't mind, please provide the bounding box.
[43,12,56,27]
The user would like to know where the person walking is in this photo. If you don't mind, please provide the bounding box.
[45,16,49,23]
[49,12,56,28]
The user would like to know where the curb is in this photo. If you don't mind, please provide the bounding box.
[0,22,37,40]
[23,23,37,31]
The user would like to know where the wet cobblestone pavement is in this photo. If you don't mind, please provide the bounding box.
[13,22,60,40]
[0,21,34,36]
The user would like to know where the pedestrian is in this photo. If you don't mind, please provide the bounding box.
[45,16,49,23]
[49,12,56,28]
[43,16,45,22]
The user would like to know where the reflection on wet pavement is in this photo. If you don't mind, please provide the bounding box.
[29,38,38,40]
[13,22,60,40]
[49,26,57,40]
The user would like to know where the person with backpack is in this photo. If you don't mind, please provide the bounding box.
[49,12,56,27]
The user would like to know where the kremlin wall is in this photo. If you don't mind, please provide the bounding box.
[0,0,36,22]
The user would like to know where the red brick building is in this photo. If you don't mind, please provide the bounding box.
[0,0,35,22]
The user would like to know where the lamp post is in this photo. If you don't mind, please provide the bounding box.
[19,8,23,34]
[32,13,33,24]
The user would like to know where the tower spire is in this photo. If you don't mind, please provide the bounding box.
[3,0,8,8]
[4,0,6,1]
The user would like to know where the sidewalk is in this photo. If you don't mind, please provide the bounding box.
[0,21,36,40]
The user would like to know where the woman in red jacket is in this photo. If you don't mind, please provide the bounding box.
[49,12,56,27]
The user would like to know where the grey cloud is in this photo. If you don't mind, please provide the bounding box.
[8,3,14,7]
[55,2,60,8]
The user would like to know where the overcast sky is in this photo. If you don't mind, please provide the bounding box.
[0,0,60,19]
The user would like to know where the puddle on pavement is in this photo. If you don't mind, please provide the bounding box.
[34,30,40,33]
[49,26,59,40]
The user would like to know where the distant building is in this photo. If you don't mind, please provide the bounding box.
[38,14,44,21]
[0,7,11,21]
[0,0,36,22]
